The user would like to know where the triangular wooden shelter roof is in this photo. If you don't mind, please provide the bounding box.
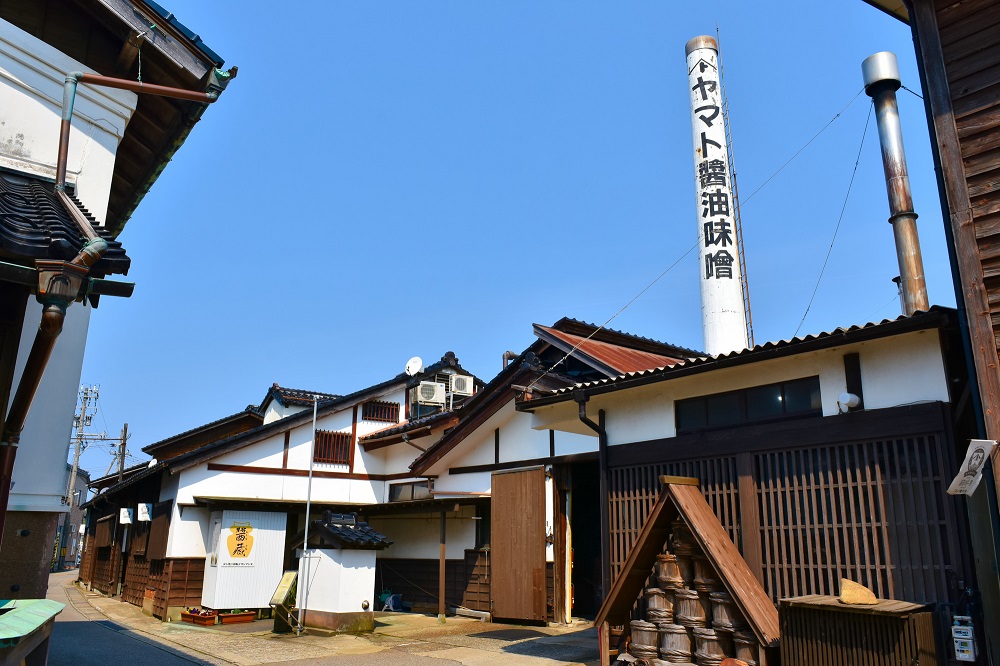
[595,476,780,649]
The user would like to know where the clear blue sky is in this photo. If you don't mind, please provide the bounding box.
[76,1,953,477]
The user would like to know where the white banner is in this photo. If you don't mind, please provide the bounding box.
[947,439,995,496]
[137,503,152,522]
[119,507,133,524]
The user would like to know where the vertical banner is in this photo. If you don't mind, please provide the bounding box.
[686,36,749,356]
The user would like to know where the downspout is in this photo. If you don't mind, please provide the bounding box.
[574,390,611,602]
[0,71,222,552]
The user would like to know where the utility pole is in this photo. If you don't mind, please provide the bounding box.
[118,423,128,482]
[56,386,98,571]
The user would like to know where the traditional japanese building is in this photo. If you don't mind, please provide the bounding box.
[0,0,233,598]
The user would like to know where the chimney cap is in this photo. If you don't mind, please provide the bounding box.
[686,35,718,56]
[862,51,901,94]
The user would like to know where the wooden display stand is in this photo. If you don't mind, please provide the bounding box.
[595,476,780,666]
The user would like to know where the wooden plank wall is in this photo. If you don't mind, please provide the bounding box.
[376,551,490,613]
[935,0,1000,348]
[608,432,968,608]
[150,559,205,619]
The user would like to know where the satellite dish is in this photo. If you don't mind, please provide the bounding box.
[404,356,424,376]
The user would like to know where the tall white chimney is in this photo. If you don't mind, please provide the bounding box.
[686,35,749,355]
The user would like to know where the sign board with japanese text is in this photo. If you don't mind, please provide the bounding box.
[136,503,152,522]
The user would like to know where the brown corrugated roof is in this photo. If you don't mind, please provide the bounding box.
[535,325,687,374]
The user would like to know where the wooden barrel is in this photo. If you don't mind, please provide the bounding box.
[709,590,746,631]
[673,589,706,628]
[692,627,728,666]
[694,556,722,592]
[732,629,758,666]
[675,553,695,586]
[630,619,659,655]
[656,622,692,661]
[671,521,697,555]
[656,553,685,589]
[645,587,674,621]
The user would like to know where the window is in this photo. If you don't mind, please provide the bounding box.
[388,480,432,502]
[676,376,821,433]
[362,400,400,423]
[314,430,351,464]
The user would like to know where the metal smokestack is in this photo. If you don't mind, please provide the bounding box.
[686,35,749,355]
[862,51,929,316]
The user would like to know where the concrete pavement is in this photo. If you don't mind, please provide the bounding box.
[46,571,599,665]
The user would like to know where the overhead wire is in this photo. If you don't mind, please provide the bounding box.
[792,102,874,338]
[522,89,871,393]
[740,88,865,208]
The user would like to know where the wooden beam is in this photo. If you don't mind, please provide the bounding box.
[113,31,142,76]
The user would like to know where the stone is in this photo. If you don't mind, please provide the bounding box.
[839,578,878,605]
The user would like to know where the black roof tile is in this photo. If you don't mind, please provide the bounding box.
[0,171,130,277]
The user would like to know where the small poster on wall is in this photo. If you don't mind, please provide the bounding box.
[137,503,152,522]
[221,520,255,567]
[119,508,133,524]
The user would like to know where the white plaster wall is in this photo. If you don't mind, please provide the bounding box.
[214,434,284,468]
[0,20,135,222]
[560,330,954,447]
[856,331,949,408]
[8,301,90,512]
[263,402,307,424]
[431,470,491,496]
[165,505,210,558]
[297,548,375,614]
[370,508,477,560]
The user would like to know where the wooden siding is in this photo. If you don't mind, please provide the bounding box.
[150,559,205,619]
[607,422,968,609]
[376,551,490,612]
[492,467,547,621]
[314,430,351,465]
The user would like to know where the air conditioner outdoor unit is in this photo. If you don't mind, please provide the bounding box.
[450,374,474,396]
[416,381,446,405]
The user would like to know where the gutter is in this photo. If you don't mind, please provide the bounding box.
[0,71,225,553]
[574,390,611,603]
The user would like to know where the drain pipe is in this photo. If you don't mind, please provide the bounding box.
[574,390,611,602]
[0,71,224,552]
[862,51,929,316]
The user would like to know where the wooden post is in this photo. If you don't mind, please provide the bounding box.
[598,620,610,666]
[439,510,446,622]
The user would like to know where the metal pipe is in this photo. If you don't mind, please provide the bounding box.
[862,51,930,316]
[439,510,447,621]
[56,71,218,191]
[297,396,319,635]
[502,351,519,369]
[573,391,611,602]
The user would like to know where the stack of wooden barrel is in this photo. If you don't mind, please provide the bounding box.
[625,520,759,666]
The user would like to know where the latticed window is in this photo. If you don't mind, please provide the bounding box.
[314,430,351,464]
[362,400,400,423]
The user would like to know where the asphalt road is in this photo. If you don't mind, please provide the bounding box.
[46,571,215,666]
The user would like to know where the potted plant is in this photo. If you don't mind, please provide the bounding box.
[180,607,218,626]
[219,609,256,624]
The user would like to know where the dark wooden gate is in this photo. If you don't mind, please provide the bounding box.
[491,467,547,621]
[606,404,970,609]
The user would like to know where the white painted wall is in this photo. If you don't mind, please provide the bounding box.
[530,330,951,447]
[8,303,89,512]
[2,20,136,515]
[370,508,477,560]
[262,401,308,424]
[0,20,135,220]
[202,510,287,609]
[297,548,375,615]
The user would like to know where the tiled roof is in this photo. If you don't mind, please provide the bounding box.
[261,383,340,409]
[0,171,130,278]
[141,406,263,457]
[359,410,457,443]
[526,307,956,401]
[300,511,393,551]
[168,353,480,474]
[535,324,687,375]
[551,317,702,358]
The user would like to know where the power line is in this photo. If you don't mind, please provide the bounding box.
[525,241,699,392]
[741,88,865,208]
[793,102,874,338]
